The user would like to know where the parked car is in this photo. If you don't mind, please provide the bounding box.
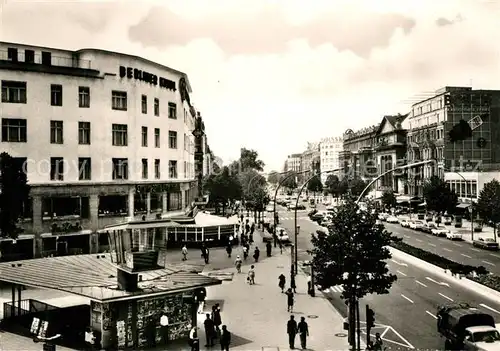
[431,228,449,237]
[400,219,410,227]
[446,231,463,240]
[386,216,399,223]
[409,220,425,231]
[308,209,318,218]
[310,212,324,223]
[378,213,389,221]
[296,204,306,210]
[422,222,438,234]
[288,203,297,210]
[277,227,291,243]
[265,205,274,212]
[443,216,453,225]
[473,237,499,250]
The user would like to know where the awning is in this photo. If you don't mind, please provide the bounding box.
[456,203,471,209]
[396,196,411,203]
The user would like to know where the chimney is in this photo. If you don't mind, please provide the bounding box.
[117,269,139,292]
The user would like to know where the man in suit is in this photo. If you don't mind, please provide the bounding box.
[287,315,298,349]
[220,325,231,351]
[298,316,309,349]
[203,314,216,347]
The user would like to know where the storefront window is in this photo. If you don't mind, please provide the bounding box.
[42,196,82,219]
[99,195,127,216]
[168,192,182,211]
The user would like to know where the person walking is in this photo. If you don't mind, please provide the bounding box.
[286,288,294,312]
[234,255,242,273]
[181,245,188,261]
[212,304,222,337]
[219,325,231,351]
[250,222,255,235]
[189,327,199,351]
[298,316,309,349]
[286,315,298,349]
[226,244,233,258]
[290,274,297,293]
[203,314,216,347]
[266,241,272,257]
[374,332,384,350]
[278,273,286,293]
[242,245,249,261]
[253,247,260,262]
[247,265,256,285]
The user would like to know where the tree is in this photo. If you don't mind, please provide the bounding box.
[307,175,323,194]
[267,171,280,185]
[310,200,399,348]
[381,190,397,209]
[423,176,458,214]
[0,152,30,239]
[338,177,368,199]
[477,179,500,241]
[325,175,341,197]
[280,173,297,190]
[239,170,266,200]
[203,166,242,214]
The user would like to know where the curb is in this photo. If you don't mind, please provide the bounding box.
[388,246,500,301]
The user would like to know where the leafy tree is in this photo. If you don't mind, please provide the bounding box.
[325,175,341,197]
[338,177,368,198]
[423,176,458,214]
[204,166,242,214]
[477,179,500,241]
[267,171,280,185]
[0,152,30,239]
[307,175,323,194]
[310,200,399,343]
[381,190,397,209]
[280,173,298,190]
[239,170,266,199]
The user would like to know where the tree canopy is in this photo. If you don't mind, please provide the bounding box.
[280,173,298,190]
[203,166,242,213]
[325,174,341,197]
[307,174,323,193]
[337,177,368,198]
[310,199,399,301]
[239,169,266,200]
[246,186,270,212]
[423,176,458,214]
[0,153,30,239]
[267,171,280,185]
[381,190,397,208]
[477,179,500,226]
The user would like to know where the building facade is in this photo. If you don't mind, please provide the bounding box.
[406,86,500,198]
[339,125,379,181]
[301,142,320,174]
[319,137,343,183]
[285,153,302,172]
[0,41,202,251]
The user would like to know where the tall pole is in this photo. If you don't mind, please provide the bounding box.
[293,168,342,274]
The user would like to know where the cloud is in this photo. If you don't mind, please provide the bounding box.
[128,4,415,58]
[436,14,464,27]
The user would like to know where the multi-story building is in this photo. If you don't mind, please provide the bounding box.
[339,125,379,180]
[285,153,302,173]
[319,137,343,183]
[0,41,201,255]
[406,86,500,200]
[373,114,408,194]
[301,142,320,174]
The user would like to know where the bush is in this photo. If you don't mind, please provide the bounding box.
[470,274,500,291]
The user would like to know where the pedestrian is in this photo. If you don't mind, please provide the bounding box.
[203,314,216,347]
[307,275,313,295]
[189,327,200,351]
[212,304,222,336]
[234,255,242,273]
[286,315,298,349]
[220,325,231,351]
[245,223,250,235]
[278,273,286,293]
[204,247,210,264]
[240,214,244,223]
[242,245,249,261]
[251,222,255,235]
[266,241,272,257]
[249,233,254,244]
[279,240,283,254]
[226,244,232,258]
[290,274,297,293]
[298,316,309,349]
[374,332,383,350]
[253,247,260,262]
[286,288,294,312]
[247,265,256,285]
[181,244,188,261]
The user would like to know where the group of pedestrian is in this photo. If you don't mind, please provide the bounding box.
[202,304,232,350]
[287,315,309,349]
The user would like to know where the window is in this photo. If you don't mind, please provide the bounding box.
[13,157,27,175]
[79,86,90,108]
[78,122,91,145]
[50,84,63,106]
[2,118,27,142]
[155,159,161,179]
[169,131,177,149]
[169,160,178,179]
[184,161,187,177]
[112,91,127,111]
[112,158,128,180]
[41,51,51,65]
[78,157,91,180]
[142,159,148,179]
[168,102,177,119]
[1,80,27,103]
[50,120,64,144]
[183,134,187,151]
[154,98,160,116]
[141,95,147,114]
[7,48,18,62]
[112,124,128,146]
[154,128,160,148]
[25,49,35,63]
[50,157,64,181]
[141,126,148,147]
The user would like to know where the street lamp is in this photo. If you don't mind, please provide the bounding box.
[293,168,343,274]
[356,160,435,204]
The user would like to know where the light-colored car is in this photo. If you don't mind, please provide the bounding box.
[400,219,410,227]
[409,220,425,230]
[386,216,399,223]
[276,227,291,243]
[473,237,499,250]
[431,228,450,237]
[288,203,297,210]
[265,205,274,212]
[446,231,462,240]
[378,213,389,221]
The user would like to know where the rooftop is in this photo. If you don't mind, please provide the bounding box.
[0,254,221,303]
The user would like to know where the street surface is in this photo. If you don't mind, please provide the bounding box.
[274,204,500,350]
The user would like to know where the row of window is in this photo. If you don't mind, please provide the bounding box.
[446,180,478,199]
[1,118,180,148]
[1,80,178,117]
[15,157,179,181]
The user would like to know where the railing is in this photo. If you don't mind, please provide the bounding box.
[3,299,58,319]
[0,49,92,69]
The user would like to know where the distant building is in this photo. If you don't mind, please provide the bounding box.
[301,142,320,175]
[285,153,302,173]
[319,136,343,183]
[339,126,379,181]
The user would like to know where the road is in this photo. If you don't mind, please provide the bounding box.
[274,205,500,350]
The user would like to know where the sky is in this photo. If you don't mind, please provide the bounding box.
[2,0,500,172]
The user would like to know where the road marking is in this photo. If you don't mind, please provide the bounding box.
[415,238,423,242]
[426,311,438,319]
[480,303,500,315]
[396,270,407,276]
[416,280,428,287]
[452,242,463,247]
[439,293,454,302]
[391,259,408,267]
[461,253,472,258]
[443,248,452,252]
[428,243,437,247]
[403,235,410,239]
[426,277,450,287]
[471,248,481,252]
[388,327,415,349]
[482,260,496,266]
[489,253,500,258]
[330,285,344,293]
[401,294,414,303]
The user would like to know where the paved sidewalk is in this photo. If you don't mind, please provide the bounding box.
[195,248,350,350]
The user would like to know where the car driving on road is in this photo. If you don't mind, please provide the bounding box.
[473,237,499,250]
[386,216,399,223]
[400,219,410,227]
[422,222,437,234]
[431,227,450,237]
[446,231,463,240]
[409,220,425,231]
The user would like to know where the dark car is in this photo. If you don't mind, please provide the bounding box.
[473,238,499,250]
[296,204,306,210]
[308,209,318,218]
[311,213,324,223]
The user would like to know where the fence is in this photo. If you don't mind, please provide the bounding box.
[3,299,58,320]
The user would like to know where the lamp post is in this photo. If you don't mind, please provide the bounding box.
[293,168,342,274]
[273,170,308,248]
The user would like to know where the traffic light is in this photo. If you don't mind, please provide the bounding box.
[366,306,375,329]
